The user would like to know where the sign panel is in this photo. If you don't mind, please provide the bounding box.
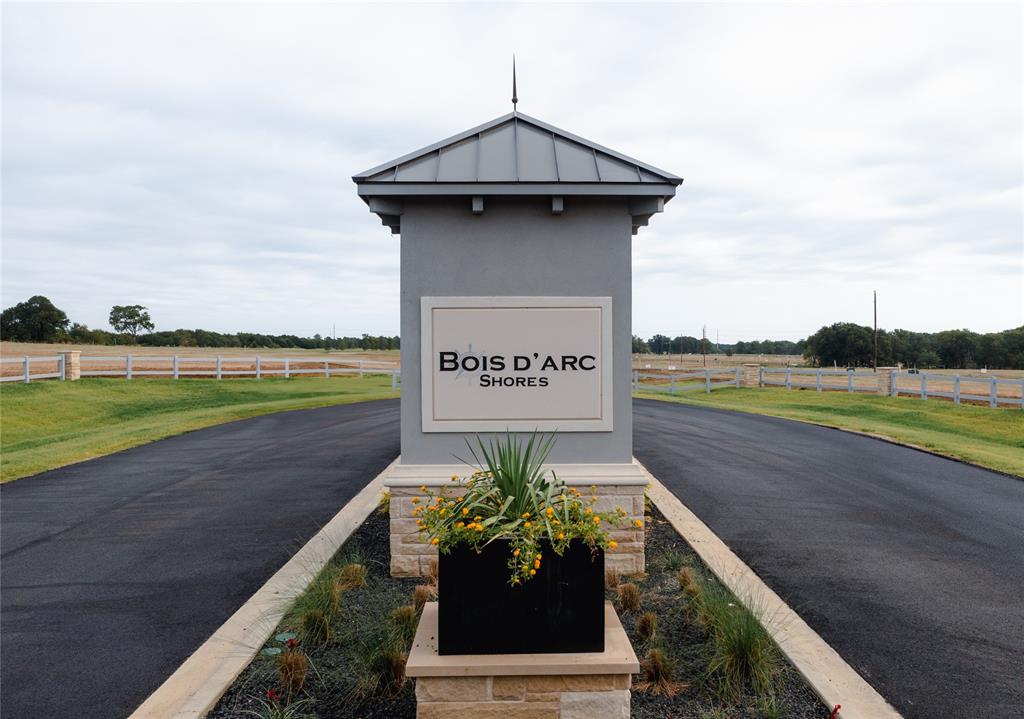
[421,297,613,432]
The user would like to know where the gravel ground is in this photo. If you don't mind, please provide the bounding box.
[627,504,829,719]
[210,503,829,719]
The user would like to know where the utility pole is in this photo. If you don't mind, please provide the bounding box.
[702,324,707,368]
[873,290,878,371]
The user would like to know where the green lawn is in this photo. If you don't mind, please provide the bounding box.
[636,387,1024,477]
[0,376,399,482]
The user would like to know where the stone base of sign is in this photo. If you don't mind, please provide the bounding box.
[386,460,648,578]
[408,602,638,719]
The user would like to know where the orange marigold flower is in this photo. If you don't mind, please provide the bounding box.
[474,516,482,522]
[593,516,600,525]
[521,512,530,519]
[545,507,554,517]
[530,569,536,576]
[524,521,532,527]
[462,507,469,516]
[475,525,484,532]
[420,485,427,492]
[609,540,618,549]
[585,508,592,515]
[431,538,439,545]
[634,519,644,528]
[450,474,458,481]
[513,548,520,557]
[455,522,465,528]
[412,497,420,504]
[457,496,464,502]
[534,559,541,569]
[557,532,565,540]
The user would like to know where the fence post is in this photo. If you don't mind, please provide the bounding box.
[633,369,639,392]
[216,355,222,380]
[735,367,740,388]
[847,370,853,393]
[324,359,330,378]
[126,355,133,380]
[358,360,364,378]
[953,376,960,405]
[173,355,179,380]
[23,356,30,383]
[759,366,764,387]
[785,368,791,390]
[816,370,822,392]
[285,358,290,379]
[990,378,997,408]
[670,373,675,395]
[705,369,711,393]
[256,356,261,379]
[921,374,927,400]
[59,354,66,380]
[891,370,898,397]
[391,371,398,390]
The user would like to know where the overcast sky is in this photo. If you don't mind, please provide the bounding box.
[3,2,1021,342]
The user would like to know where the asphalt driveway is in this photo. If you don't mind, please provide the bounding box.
[1,398,400,719]
[3,396,1021,719]
[633,397,1024,719]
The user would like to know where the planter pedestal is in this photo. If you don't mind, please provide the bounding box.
[407,602,639,718]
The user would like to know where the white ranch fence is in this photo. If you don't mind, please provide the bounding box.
[0,355,66,383]
[891,371,1022,409]
[632,367,740,394]
[1,354,401,388]
[761,367,1023,409]
[761,367,878,394]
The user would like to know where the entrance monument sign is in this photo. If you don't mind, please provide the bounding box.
[354,109,681,577]
[421,296,613,432]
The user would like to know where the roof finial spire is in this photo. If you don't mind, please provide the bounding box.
[512,54,518,111]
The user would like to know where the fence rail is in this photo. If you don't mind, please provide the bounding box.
[0,355,66,383]
[760,367,1023,409]
[632,367,740,394]
[1,354,401,388]
[892,371,1023,408]
[761,367,879,394]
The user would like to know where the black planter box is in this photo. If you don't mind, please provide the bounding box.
[438,538,605,655]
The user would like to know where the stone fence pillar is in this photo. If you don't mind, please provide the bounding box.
[740,363,761,388]
[877,367,898,396]
[61,351,81,381]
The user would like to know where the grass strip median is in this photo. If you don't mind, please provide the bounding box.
[635,387,1024,477]
[0,376,398,482]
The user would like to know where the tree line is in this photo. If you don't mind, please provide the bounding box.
[0,295,399,351]
[5,295,1021,368]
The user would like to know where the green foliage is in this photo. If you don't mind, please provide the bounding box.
[390,605,419,644]
[108,304,155,339]
[243,693,314,719]
[658,548,687,572]
[1,295,69,342]
[417,432,628,584]
[300,608,331,645]
[694,580,780,701]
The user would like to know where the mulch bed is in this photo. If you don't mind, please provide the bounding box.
[210,501,829,718]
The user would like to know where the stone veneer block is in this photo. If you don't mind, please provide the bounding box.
[385,460,648,577]
[408,602,638,719]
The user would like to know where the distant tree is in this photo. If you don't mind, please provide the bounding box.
[1,295,70,342]
[109,305,155,340]
[648,334,673,354]
[632,335,650,354]
[803,322,874,367]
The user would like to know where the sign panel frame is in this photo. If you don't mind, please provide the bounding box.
[420,296,614,433]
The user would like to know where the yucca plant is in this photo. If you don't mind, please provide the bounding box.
[416,432,630,584]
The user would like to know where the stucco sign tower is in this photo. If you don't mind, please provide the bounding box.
[354,109,681,576]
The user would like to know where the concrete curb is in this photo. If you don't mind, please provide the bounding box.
[637,460,902,719]
[129,457,399,718]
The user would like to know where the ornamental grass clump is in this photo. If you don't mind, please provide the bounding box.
[617,582,642,613]
[390,605,419,644]
[635,648,685,697]
[636,611,657,641]
[412,584,435,612]
[277,639,308,695]
[416,432,629,585]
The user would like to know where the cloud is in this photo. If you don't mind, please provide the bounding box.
[2,2,1020,339]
